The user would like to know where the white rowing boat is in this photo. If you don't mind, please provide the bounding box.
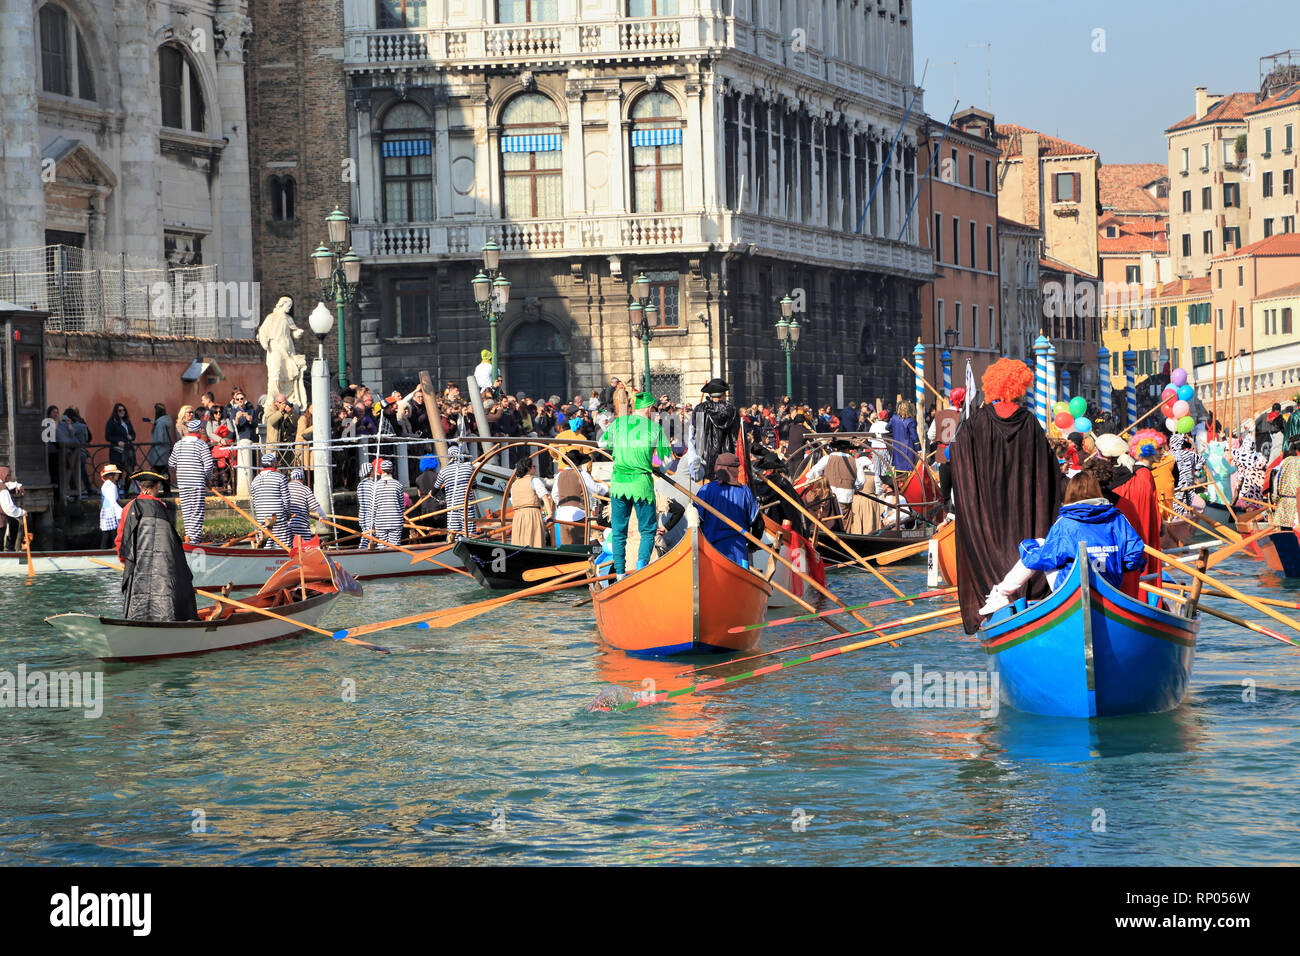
[45,544,361,661]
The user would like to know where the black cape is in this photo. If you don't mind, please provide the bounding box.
[117,495,198,622]
[696,400,741,478]
[950,404,1062,633]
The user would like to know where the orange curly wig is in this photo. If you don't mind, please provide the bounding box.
[982,358,1035,403]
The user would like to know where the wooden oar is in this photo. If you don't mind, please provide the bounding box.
[760,475,907,599]
[85,556,387,652]
[211,487,294,551]
[407,496,491,525]
[729,586,957,634]
[335,566,598,640]
[315,516,473,579]
[522,561,587,582]
[680,607,959,678]
[405,493,431,516]
[22,514,34,579]
[1118,400,1165,438]
[1146,545,1300,638]
[421,574,614,629]
[673,483,884,638]
[1151,577,1300,611]
[1142,582,1300,648]
[1159,502,1236,545]
[1205,526,1272,567]
[602,615,959,712]
[868,538,931,566]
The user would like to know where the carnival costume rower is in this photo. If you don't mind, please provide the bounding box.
[600,392,672,578]
[116,470,198,622]
[696,451,760,567]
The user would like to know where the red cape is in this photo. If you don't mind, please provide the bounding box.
[1112,466,1161,598]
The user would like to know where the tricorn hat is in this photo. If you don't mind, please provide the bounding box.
[701,377,729,395]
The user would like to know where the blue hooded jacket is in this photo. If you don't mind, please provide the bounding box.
[1020,499,1145,588]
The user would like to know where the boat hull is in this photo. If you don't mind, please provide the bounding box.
[813,527,928,564]
[0,548,117,575]
[979,551,1198,718]
[592,527,772,657]
[1259,529,1300,578]
[934,519,957,586]
[186,540,462,589]
[453,538,590,590]
[47,591,339,661]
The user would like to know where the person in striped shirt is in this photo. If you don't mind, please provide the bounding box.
[168,419,213,544]
[368,460,406,547]
[434,444,477,537]
[250,452,290,548]
[287,469,324,541]
[356,459,377,550]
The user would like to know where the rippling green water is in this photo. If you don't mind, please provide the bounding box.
[1,556,1297,865]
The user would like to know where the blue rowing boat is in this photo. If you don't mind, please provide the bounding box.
[979,543,1199,718]
[1259,528,1300,578]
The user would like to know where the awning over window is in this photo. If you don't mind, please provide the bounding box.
[382,139,431,157]
[501,133,561,153]
[631,127,682,147]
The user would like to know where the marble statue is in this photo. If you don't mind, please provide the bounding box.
[258,296,308,411]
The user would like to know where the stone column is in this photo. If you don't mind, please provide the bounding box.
[358,92,381,223]
[115,0,161,262]
[565,88,586,215]
[605,88,626,214]
[767,98,779,216]
[0,0,43,250]
[214,7,255,296]
[687,75,709,213]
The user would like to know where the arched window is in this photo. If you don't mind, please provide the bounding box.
[269,176,296,221]
[500,94,562,219]
[159,44,205,132]
[630,92,683,213]
[381,103,433,222]
[497,0,558,22]
[39,4,95,101]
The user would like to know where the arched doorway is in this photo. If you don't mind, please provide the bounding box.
[504,319,567,399]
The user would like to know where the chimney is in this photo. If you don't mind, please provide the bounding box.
[1022,132,1041,228]
[1195,87,1209,120]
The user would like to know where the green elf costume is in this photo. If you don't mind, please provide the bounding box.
[600,391,672,576]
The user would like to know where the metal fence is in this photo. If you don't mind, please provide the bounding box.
[0,244,223,336]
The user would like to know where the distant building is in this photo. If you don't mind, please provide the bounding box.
[1165,87,1254,278]
[918,107,1002,392]
[997,217,1042,366]
[1243,74,1300,246]
[1039,254,1100,405]
[1209,233,1300,387]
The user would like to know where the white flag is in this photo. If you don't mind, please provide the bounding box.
[964,359,976,419]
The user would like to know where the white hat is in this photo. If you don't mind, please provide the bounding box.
[1095,434,1129,459]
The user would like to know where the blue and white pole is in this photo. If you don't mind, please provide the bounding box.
[1124,348,1138,428]
[942,349,952,398]
[1098,345,1111,416]
[1033,332,1050,429]
[913,339,926,413]
[1061,368,1071,403]
[1046,341,1057,414]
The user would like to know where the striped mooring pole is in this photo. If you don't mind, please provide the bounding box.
[942,350,952,398]
[1098,345,1112,416]
[1061,368,1071,403]
[1033,332,1050,429]
[912,339,925,413]
[1046,341,1057,413]
[1124,348,1138,428]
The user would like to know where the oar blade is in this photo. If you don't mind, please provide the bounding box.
[521,561,589,583]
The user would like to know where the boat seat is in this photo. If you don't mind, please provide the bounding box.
[985,597,1028,627]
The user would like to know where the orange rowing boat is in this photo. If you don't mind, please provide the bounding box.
[591,525,772,657]
[935,519,957,587]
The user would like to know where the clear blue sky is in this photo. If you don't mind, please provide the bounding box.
[913,0,1291,164]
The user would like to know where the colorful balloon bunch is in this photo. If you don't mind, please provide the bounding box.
[1051,395,1092,434]
[1161,368,1196,434]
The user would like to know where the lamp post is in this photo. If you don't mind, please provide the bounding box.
[630,272,655,392]
[307,301,335,509]
[472,239,510,385]
[311,206,360,390]
[775,294,799,397]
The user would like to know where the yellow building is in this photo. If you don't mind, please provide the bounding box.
[1099,277,1214,398]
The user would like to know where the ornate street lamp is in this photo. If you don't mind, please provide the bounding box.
[311,205,360,390]
[472,240,509,384]
[776,293,799,397]
[630,273,654,392]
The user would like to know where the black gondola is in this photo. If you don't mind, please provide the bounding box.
[452,537,592,590]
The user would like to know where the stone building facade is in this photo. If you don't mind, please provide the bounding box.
[0,0,255,312]
[997,216,1042,367]
[332,0,931,406]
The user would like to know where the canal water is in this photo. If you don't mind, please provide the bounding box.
[1,556,1297,865]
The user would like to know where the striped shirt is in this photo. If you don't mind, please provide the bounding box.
[357,476,374,530]
[168,435,213,489]
[251,469,290,527]
[434,461,477,532]
[287,480,324,539]
[370,475,405,532]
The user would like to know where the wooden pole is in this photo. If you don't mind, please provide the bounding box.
[22,514,34,579]
[759,475,908,599]
[1143,582,1300,648]
[315,516,473,578]
[417,370,450,461]
[1146,545,1300,637]
[211,486,292,551]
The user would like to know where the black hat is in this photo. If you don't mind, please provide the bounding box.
[756,450,785,471]
[830,438,853,451]
[701,378,729,395]
[132,470,166,483]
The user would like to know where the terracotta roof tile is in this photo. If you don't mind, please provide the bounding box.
[1211,232,1300,260]
[1039,255,1097,279]
[1166,92,1255,132]
[1247,83,1300,115]
[1156,276,1212,298]
[1098,163,1169,213]
[1099,233,1169,255]
[995,123,1096,159]
[1256,279,1300,299]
